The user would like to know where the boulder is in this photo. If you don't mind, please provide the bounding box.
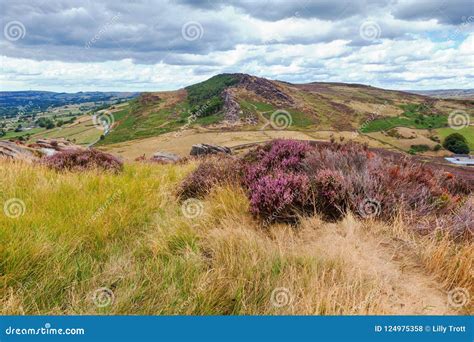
[190,144,232,156]
[152,151,181,163]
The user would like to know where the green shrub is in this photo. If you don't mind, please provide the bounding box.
[409,144,430,154]
[443,133,470,154]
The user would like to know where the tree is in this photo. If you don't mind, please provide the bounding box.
[443,133,470,154]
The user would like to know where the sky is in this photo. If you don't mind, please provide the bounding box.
[0,0,473,92]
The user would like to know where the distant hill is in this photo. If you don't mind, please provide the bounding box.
[97,73,473,145]
[0,91,139,118]
[406,89,474,100]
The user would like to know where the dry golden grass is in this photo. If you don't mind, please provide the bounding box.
[0,161,471,315]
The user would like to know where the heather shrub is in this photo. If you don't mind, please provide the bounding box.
[310,169,350,220]
[243,139,310,185]
[41,149,123,173]
[177,139,472,235]
[177,155,243,200]
[248,171,310,224]
[416,197,474,240]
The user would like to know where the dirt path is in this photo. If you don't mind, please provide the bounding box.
[312,216,455,314]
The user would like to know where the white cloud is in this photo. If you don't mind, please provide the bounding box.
[0,0,472,91]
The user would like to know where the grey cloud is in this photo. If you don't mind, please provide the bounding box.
[392,0,474,25]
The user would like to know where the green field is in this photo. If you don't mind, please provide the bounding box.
[361,103,448,133]
[97,101,195,145]
[435,126,474,150]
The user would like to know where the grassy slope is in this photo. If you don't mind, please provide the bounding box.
[1,161,472,315]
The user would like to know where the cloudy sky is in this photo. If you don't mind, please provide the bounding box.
[0,0,473,92]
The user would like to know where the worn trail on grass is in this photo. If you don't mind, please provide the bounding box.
[309,216,455,314]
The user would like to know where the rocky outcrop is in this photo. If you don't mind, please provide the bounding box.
[190,144,232,156]
[0,141,39,162]
[234,74,294,106]
[28,138,84,152]
[0,138,84,162]
[222,89,242,122]
[139,92,161,105]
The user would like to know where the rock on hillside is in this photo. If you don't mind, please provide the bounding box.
[0,139,84,162]
[190,144,232,156]
[0,141,39,162]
